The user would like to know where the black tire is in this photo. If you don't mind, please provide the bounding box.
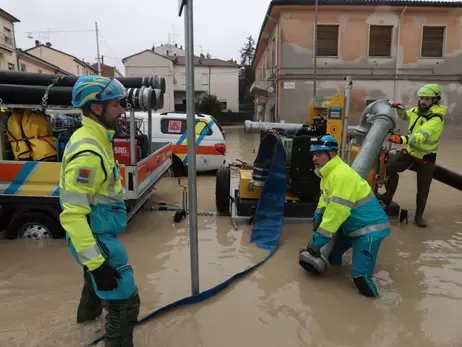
[167,156,185,177]
[215,165,231,216]
[5,211,65,240]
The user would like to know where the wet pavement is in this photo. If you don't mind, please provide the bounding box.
[0,126,461,347]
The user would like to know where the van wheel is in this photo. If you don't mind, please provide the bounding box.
[167,156,185,177]
[5,211,65,240]
[216,165,231,216]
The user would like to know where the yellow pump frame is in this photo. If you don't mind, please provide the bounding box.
[308,94,345,146]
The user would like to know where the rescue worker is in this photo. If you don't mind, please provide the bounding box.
[303,135,390,298]
[59,76,140,346]
[379,84,446,228]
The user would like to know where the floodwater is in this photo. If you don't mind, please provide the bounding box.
[1,126,462,347]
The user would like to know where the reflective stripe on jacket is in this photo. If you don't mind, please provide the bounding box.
[59,117,127,271]
[315,156,390,242]
[397,104,446,161]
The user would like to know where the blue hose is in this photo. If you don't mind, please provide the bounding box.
[87,134,287,346]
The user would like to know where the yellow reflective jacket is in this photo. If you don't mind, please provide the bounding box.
[315,156,390,242]
[396,104,446,161]
[59,117,126,271]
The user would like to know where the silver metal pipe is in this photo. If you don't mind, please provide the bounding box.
[341,76,352,159]
[346,136,352,165]
[129,108,136,165]
[351,100,397,179]
[184,0,200,296]
[244,120,305,134]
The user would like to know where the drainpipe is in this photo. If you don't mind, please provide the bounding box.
[394,6,407,101]
[266,14,279,122]
[12,23,20,69]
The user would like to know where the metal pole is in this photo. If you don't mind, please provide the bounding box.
[312,0,318,101]
[147,109,153,153]
[129,108,136,165]
[341,76,352,159]
[95,22,101,75]
[184,0,200,295]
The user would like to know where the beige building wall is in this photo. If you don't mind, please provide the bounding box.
[0,15,18,70]
[26,45,95,76]
[18,57,55,74]
[253,4,462,135]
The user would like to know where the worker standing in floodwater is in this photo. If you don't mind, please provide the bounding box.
[59,76,140,347]
[380,84,446,228]
[302,135,390,298]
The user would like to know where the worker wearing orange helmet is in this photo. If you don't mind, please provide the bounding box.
[380,84,446,227]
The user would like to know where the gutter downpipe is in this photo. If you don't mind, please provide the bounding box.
[266,14,279,122]
[394,6,407,101]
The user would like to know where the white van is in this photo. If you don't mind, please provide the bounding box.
[135,111,226,176]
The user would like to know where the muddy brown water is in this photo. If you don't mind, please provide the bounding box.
[0,126,461,347]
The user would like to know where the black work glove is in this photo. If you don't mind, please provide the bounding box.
[305,242,321,258]
[90,261,121,291]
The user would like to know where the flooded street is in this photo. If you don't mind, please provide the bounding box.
[1,126,462,347]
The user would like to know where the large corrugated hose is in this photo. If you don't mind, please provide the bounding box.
[87,133,288,346]
[0,70,166,94]
[0,84,163,111]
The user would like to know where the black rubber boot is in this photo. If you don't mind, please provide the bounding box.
[102,291,140,347]
[77,270,103,323]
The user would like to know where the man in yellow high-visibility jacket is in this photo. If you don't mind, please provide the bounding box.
[379,84,446,228]
[59,76,139,346]
[303,135,390,298]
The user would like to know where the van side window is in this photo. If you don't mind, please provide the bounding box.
[160,118,213,136]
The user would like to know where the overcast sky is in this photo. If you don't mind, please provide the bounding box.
[2,0,269,74]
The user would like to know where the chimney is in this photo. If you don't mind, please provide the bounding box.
[46,42,52,47]
[175,43,178,48]
[180,45,183,50]
[166,50,169,55]
[35,40,40,47]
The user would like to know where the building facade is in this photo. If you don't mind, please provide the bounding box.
[252,0,462,130]
[0,8,20,71]
[26,43,97,76]
[123,49,240,112]
[17,49,72,75]
[91,62,123,78]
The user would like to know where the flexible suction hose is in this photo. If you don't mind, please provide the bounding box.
[0,70,166,94]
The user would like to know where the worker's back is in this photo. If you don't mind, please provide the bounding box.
[322,156,389,237]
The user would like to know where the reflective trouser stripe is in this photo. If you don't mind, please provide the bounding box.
[60,189,123,206]
[348,222,390,238]
[316,227,334,238]
[315,207,325,214]
[329,191,374,209]
[77,244,102,263]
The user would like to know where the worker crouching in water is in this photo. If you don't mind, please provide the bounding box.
[301,135,390,298]
[379,84,446,228]
[59,76,140,346]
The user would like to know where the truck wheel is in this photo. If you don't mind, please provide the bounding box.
[5,211,65,240]
[215,165,231,216]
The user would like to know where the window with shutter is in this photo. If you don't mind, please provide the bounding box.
[421,26,445,58]
[316,25,339,57]
[368,25,393,57]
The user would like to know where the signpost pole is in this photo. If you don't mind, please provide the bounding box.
[179,0,200,296]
